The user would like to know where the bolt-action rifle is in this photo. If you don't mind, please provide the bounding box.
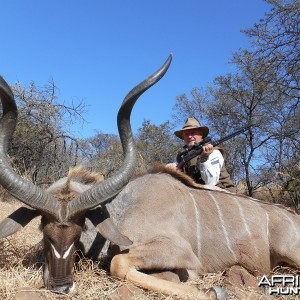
[176,124,252,169]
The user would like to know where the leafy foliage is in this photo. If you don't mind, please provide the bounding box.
[136,120,179,169]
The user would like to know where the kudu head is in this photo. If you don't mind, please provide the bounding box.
[0,55,172,294]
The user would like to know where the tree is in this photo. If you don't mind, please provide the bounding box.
[207,50,294,196]
[8,79,86,184]
[85,131,123,177]
[242,0,300,206]
[244,0,300,99]
[172,88,210,126]
[136,120,179,170]
[171,0,300,205]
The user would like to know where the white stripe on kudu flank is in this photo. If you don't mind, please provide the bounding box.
[189,191,201,259]
[233,196,259,257]
[266,211,269,241]
[208,191,237,260]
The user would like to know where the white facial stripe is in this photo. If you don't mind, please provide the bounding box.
[51,244,61,259]
[51,243,74,259]
[63,243,74,259]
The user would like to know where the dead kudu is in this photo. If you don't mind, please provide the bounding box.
[1,58,300,300]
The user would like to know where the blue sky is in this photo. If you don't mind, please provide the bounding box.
[1,0,271,138]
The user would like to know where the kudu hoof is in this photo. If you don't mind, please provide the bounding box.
[212,285,228,300]
[197,286,218,299]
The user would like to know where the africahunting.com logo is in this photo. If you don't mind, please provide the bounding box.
[258,275,300,295]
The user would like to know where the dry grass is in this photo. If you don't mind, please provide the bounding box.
[1,201,300,300]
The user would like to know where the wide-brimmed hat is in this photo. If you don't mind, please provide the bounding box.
[174,117,209,139]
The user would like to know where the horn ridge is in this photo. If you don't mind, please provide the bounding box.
[0,76,61,221]
[67,54,172,219]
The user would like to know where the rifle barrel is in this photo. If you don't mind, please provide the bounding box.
[212,125,251,147]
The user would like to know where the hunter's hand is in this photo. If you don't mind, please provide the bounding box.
[201,143,214,157]
[165,162,177,171]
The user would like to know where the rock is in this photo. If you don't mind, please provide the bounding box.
[109,283,143,300]
[14,287,43,300]
[225,265,259,291]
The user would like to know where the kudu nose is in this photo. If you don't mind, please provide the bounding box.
[52,284,70,294]
[52,282,76,295]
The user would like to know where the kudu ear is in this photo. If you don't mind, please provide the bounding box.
[85,206,132,247]
[0,206,40,238]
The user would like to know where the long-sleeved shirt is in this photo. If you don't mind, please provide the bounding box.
[198,149,224,185]
[173,147,235,191]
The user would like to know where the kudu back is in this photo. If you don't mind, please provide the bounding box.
[1,56,300,300]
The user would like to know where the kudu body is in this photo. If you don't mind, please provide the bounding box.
[1,56,300,300]
[103,167,300,298]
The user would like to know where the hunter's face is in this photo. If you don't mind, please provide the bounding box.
[183,128,204,147]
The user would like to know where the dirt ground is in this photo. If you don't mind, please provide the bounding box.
[0,200,299,300]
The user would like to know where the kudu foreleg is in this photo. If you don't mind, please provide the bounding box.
[110,236,218,299]
[111,254,216,299]
[130,268,216,299]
